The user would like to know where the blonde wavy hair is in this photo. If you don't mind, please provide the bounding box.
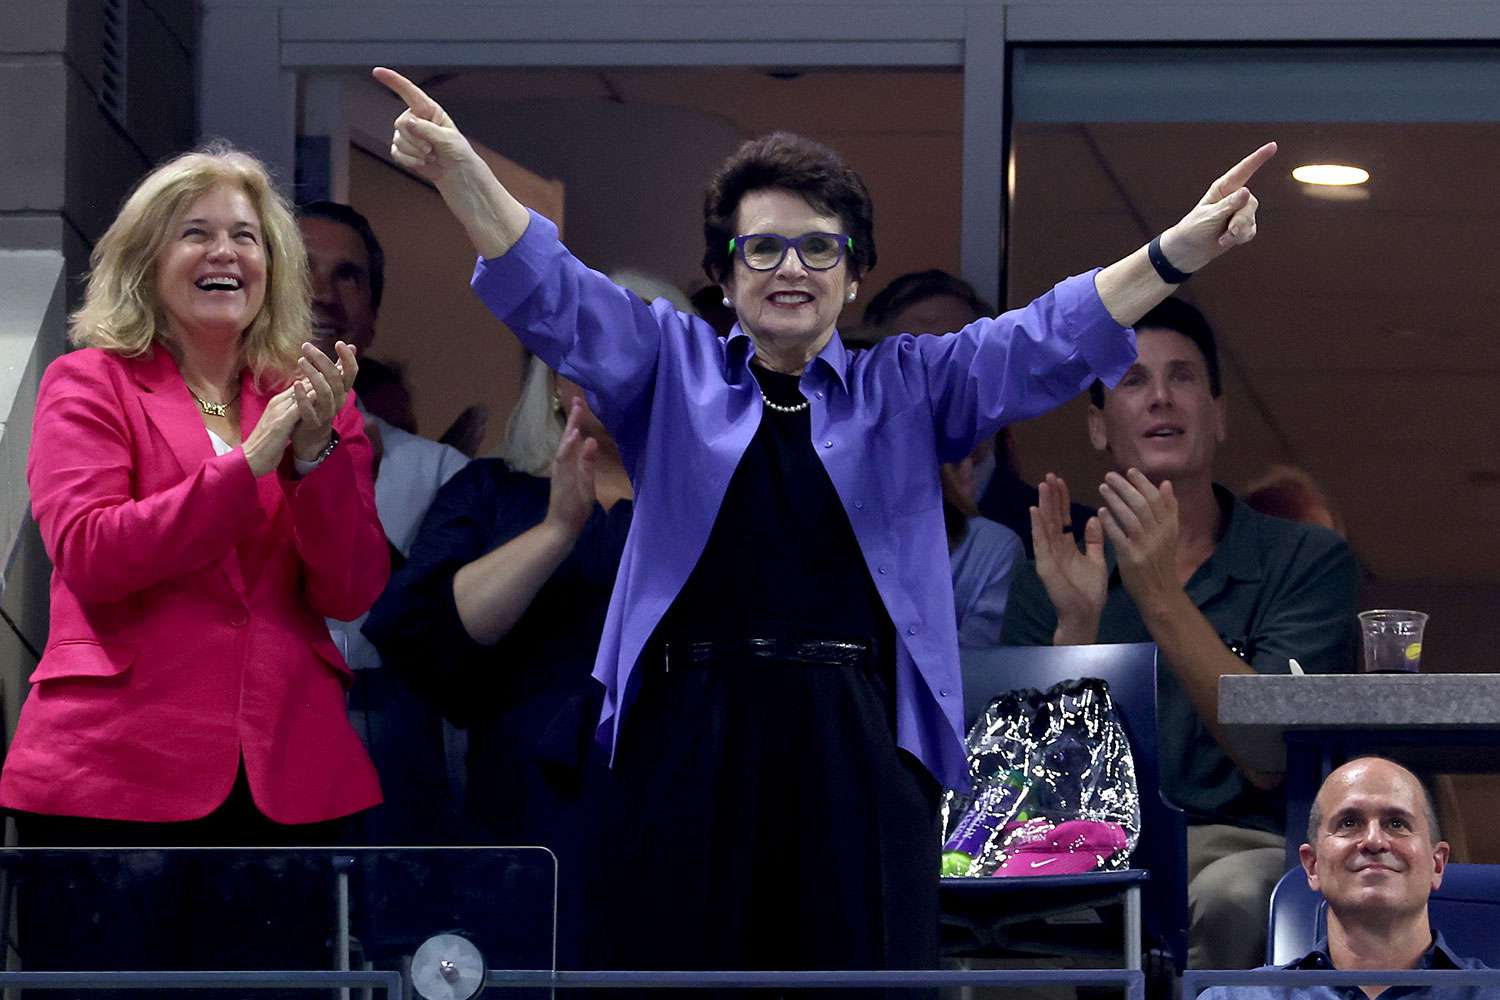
[69,141,309,386]
[497,271,694,474]
[497,353,565,476]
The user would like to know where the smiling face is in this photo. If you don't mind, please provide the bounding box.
[1087,327,1225,485]
[1301,758,1448,923]
[301,215,377,355]
[721,188,857,357]
[154,183,267,346]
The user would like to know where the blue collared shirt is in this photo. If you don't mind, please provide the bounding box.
[471,211,1134,788]
[1197,932,1491,1000]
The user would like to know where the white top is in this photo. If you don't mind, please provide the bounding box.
[327,411,470,670]
[205,427,327,476]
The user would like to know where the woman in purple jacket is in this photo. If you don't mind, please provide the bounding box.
[374,66,1272,976]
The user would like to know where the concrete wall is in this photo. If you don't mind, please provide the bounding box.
[0,0,200,750]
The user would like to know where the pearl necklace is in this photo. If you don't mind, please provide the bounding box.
[759,390,809,414]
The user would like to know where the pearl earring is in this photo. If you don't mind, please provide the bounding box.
[721,297,733,309]
[847,290,857,302]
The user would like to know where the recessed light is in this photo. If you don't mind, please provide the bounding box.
[1292,164,1370,186]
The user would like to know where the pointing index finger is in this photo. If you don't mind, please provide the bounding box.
[372,66,440,119]
[1208,141,1278,201]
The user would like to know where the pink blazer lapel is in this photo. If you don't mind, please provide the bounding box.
[239,370,289,521]
[134,347,216,478]
[238,368,270,441]
[129,346,250,601]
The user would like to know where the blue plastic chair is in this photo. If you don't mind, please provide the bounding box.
[943,642,1189,975]
[1268,862,1500,965]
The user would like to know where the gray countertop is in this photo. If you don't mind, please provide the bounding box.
[1216,673,1500,772]
[1219,672,1500,728]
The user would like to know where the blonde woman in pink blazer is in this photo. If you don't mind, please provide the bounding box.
[1,144,387,845]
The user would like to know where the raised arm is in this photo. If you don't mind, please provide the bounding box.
[452,400,598,645]
[373,67,675,443]
[373,67,530,260]
[1094,142,1277,326]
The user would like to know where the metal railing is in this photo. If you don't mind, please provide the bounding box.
[0,970,402,993]
[1183,966,1500,995]
[0,968,1149,997]
[485,968,1148,995]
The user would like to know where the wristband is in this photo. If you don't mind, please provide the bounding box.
[1148,235,1193,284]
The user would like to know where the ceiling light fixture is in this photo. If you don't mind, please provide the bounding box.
[1292,164,1370,186]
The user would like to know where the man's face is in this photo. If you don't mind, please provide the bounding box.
[884,293,981,336]
[1300,759,1448,922]
[300,216,377,355]
[1087,327,1225,484]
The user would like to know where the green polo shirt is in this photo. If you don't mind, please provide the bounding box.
[1000,485,1360,834]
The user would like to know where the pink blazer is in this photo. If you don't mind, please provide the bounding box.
[0,345,387,824]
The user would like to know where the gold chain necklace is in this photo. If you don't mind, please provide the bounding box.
[188,385,241,418]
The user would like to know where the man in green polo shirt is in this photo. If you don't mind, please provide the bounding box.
[1000,297,1360,969]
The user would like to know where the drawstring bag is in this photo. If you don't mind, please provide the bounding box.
[941,677,1140,878]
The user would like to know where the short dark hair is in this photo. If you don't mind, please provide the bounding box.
[296,200,386,312]
[701,131,876,286]
[1089,297,1221,408]
[861,269,995,331]
[1306,756,1443,846]
[352,355,407,395]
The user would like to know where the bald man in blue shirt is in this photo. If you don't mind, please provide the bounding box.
[1200,756,1488,999]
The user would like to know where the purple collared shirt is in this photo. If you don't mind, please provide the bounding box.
[472,211,1134,788]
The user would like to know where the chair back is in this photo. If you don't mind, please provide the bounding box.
[959,642,1188,971]
[1268,862,1500,965]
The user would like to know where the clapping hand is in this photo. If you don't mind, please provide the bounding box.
[544,397,599,538]
[1030,473,1107,644]
[241,385,301,478]
[291,340,357,462]
[1097,468,1180,608]
[1156,142,1277,274]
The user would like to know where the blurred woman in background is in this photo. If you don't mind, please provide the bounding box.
[365,352,633,964]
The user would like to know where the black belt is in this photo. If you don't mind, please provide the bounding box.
[662,638,873,672]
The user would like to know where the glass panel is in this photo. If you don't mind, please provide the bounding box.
[1005,45,1500,595]
[0,847,555,995]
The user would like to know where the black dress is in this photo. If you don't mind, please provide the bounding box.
[599,364,941,979]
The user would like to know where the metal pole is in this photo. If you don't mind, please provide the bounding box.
[334,856,354,1000]
[1124,883,1142,971]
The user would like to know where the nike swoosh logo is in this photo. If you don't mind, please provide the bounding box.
[1029,858,1058,869]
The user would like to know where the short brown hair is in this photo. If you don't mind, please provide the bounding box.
[1090,297,1220,409]
[701,131,876,286]
[862,269,994,331]
[70,140,309,387]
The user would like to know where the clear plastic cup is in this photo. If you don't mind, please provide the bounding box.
[1357,609,1428,673]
